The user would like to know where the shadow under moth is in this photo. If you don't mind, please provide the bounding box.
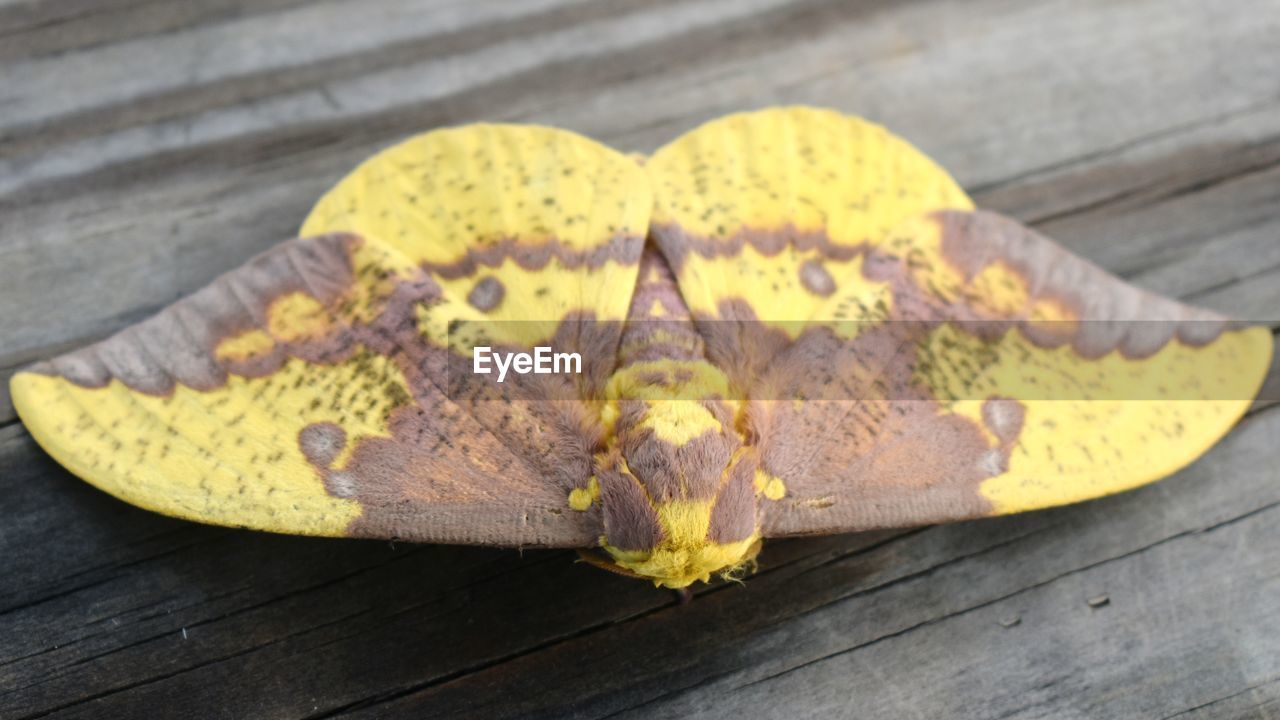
[12,107,1272,589]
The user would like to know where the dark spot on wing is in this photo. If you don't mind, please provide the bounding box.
[467,276,506,312]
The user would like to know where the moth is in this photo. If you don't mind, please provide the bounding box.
[13,107,1271,589]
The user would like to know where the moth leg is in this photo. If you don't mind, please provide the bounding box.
[574,548,651,580]
[576,550,698,604]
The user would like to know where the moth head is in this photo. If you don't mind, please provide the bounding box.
[593,433,762,588]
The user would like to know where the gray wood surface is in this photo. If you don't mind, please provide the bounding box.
[1,1,1278,718]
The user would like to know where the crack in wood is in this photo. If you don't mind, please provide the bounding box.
[1157,676,1280,720]
[300,608,678,720]
[1027,151,1280,228]
[969,96,1280,199]
[9,608,372,720]
[731,498,1280,693]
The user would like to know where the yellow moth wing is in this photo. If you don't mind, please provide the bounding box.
[979,331,1272,514]
[13,124,653,546]
[10,237,397,537]
[647,106,974,325]
[892,211,1274,514]
[301,123,652,353]
[12,353,383,537]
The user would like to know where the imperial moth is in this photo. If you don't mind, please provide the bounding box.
[12,107,1272,588]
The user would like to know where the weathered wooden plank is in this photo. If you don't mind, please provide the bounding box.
[5,0,1279,204]
[0,0,315,63]
[1163,678,1280,720]
[1,0,1278,718]
[0,0,618,146]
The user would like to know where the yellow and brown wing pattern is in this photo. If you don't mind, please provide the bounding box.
[646,107,1272,536]
[13,124,652,547]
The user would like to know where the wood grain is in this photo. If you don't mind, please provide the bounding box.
[1,0,1277,718]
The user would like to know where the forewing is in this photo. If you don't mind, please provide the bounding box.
[646,107,1270,535]
[12,124,652,547]
[646,106,974,391]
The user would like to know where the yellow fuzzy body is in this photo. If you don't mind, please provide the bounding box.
[594,366,762,588]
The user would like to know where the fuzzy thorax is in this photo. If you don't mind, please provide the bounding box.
[601,499,760,588]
